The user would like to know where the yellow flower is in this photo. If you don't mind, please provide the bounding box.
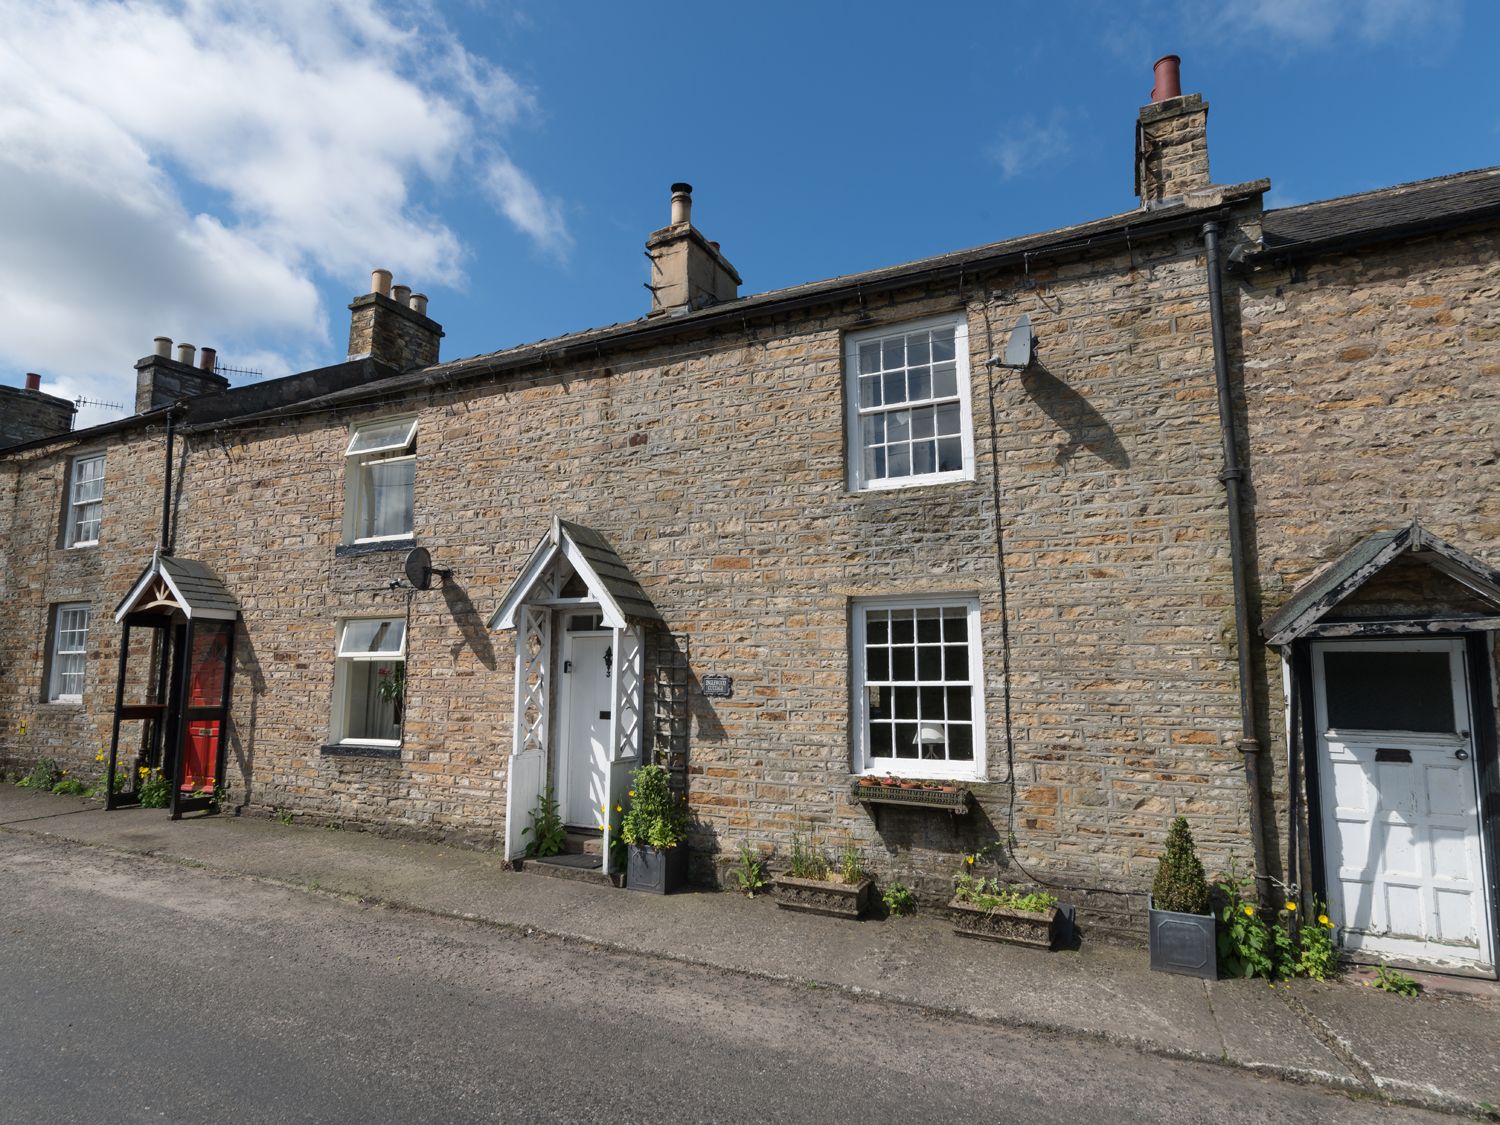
[1318,913,1330,926]
[965,854,975,866]
[1242,904,1254,917]
[614,804,622,813]
[1285,901,1297,912]
[628,790,635,797]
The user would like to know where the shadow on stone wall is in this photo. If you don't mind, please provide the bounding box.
[227,624,266,809]
[441,578,496,670]
[1020,363,1131,470]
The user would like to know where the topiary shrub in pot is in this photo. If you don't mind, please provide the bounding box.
[1148,816,1216,978]
[621,763,688,894]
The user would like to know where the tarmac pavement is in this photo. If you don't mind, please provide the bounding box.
[2,785,1496,1118]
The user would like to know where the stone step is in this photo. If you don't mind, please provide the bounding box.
[564,830,602,856]
[523,853,615,888]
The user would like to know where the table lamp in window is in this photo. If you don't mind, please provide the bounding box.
[916,724,945,759]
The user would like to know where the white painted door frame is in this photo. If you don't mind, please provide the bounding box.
[1311,638,1495,972]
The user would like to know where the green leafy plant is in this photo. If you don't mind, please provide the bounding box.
[1372,964,1420,998]
[375,664,405,724]
[787,829,829,880]
[952,870,1058,914]
[137,765,171,808]
[733,845,768,897]
[619,764,687,850]
[522,787,567,857]
[882,881,916,917]
[838,842,866,885]
[1296,901,1340,981]
[1216,861,1298,979]
[1152,816,1211,915]
[51,777,89,796]
[17,757,61,790]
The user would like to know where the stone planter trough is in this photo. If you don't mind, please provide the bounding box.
[774,874,874,919]
[949,897,1064,949]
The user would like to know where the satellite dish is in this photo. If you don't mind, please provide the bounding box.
[403,547,433,590]
[1001,314,1035,369]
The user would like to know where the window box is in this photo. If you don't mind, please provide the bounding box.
[949,898,1064,950]
[773,874,874,919]
[851,778,971,814]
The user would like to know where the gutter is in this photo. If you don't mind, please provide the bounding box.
[1234,199,1500,271]
[1201,220,1273,907]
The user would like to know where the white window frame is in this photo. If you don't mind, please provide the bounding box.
[65,453,105,547]
[343,416,417,545]
[852,595,985,781]
[845,313,974,492]
[47,602,91,702]
[330,617,407,746]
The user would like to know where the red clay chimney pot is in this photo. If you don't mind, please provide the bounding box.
[1151,55,1182,102]
[25,372,41,391]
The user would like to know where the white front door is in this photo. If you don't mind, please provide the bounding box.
[559,627,612,829]
[1313,639,1493,971]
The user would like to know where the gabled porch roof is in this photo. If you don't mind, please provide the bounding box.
[114,549,240,622]
[488,518,661,631]
[1261,522,1500,646]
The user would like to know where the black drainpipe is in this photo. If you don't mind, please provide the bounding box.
[1201,221,1272,907]
[160,404,179,552]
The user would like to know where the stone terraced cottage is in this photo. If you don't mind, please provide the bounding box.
[3,60,1498,968]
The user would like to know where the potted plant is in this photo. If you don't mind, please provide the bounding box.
[949,855,1064,949]
[773,835,874,919]
[1148,816,1216,978]
[620,763,688,894]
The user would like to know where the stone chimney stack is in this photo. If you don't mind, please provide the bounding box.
[347,268,443,370]
[645,183,742,316]
[1135,55,1212,208]
[134,336,230,413]
[0,375,76,446]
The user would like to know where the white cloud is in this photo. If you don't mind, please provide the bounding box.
[1201,0,1459,47]
[0,0,565,413]
[989,111,1078,181]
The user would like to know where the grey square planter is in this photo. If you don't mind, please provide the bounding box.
[1148,895,1217,978]
[626,844,687,894]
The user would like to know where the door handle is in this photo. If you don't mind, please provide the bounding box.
[1455,748,1470,761]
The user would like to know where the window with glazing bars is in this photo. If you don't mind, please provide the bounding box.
[48,603,91,701]
[66,454,105,546]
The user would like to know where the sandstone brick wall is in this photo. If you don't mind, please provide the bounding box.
[1235,224,1500,881]
[97,214,1264,943]
[0,428,168,782]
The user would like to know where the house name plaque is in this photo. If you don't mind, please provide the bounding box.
[700,675,733,698]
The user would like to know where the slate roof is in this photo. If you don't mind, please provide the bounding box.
[1261,523,1500,645]
[489,518,661,629]
[1256,166,1500,261]
[116,551,240,621]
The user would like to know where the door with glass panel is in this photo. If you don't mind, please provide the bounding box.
[1312,639,1492,970]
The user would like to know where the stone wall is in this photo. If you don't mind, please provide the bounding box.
[0,385,76,448]
[109,214,1265,943]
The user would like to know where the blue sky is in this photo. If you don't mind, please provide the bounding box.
[0,0,1493,428]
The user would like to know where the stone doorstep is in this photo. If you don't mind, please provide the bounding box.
[523,852,614,888]
[564,829,602,857]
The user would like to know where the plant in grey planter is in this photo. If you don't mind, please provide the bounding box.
[1148,816,1216,978]
[774,835,873,919]
[949,861,1063,949]
[621,763,688,895]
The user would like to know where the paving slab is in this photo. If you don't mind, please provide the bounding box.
[3,786,1496,1119]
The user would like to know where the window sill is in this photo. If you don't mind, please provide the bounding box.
[39,698,84,708]
[64,542,99,550]
[321,743,402,760]
[335,537,415,558]
[848,473,975,497]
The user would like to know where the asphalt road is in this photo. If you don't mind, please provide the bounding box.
[0,833,1445,1124]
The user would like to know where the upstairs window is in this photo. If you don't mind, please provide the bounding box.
[47,603,91,701]
[344,417,416,543]
[846,315,973,490]
[331,617,406,744]
[65,453,105,547]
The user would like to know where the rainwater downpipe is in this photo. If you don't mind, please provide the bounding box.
[1201,220,1272,907]
[160,404,180,552]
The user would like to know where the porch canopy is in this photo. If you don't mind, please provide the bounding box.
[108,550,240,818]
[489,518,660,871]
[1262,522,1500,645]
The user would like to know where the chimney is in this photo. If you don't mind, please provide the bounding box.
[135,335,230,413]
[1135,55,1212,208]
[645,182,741,316]
[347,268,444,371]
[0,374,76,445]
